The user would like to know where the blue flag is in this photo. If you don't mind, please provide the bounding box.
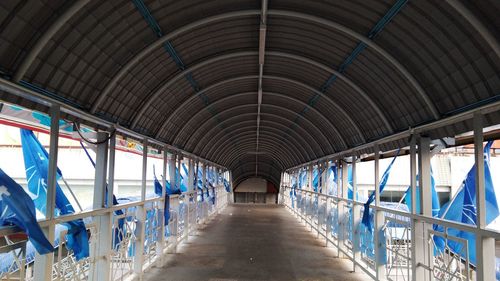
[196,168,205,202]
[180,164,188,192]
[223,177,231,193]
[153,166,181,226]
[299,170,307,189]
[434,141,499,266]
[327,165,338,196]
[152,168,169,226]
[361,151,399,231]
[0,168,53,254]
[20,129,89,260]
[312,167,319,193]
[403,172,440,217]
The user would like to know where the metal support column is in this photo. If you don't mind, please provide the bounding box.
[308,164,313,190]
[168,152,176,193]
[202,163,207,222]
[338,160,349,259]
[90,132,111,281]
[33,105,59,281]
[325,161,333,247]
[188,159,194,192]
[412,136,432,281]
[194,161,200,219]
[133,139,147,278]
[474,113,496,280]
[157,147,167,265]
[351,156,361,272]
[177,154,183,191]
[229,170,234,203]
[184,157,191,240]
[373,145,386,279]
[321,161,328,194]
[167,152,177,253]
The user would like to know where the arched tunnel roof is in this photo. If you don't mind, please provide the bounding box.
[0,0,499,187]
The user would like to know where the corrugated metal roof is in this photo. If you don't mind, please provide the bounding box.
[0,0,499,187]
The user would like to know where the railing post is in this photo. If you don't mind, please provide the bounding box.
[325,161,333,247]
[167,196,178,254]
[33,105,59,281]
[168,152,177,194]
[412,135,432,281]
[351,156,361,272]
[474,113,495,280]
[133,139,147,279]
[409,134,420,281]
[188,159,194,192]
[338,159,348,259]
[167,152,178,251]
[202,163,207,223]
[373,145,387,280]
[176,154,183,191]
[157,147,167,264]
[89,132,111,281]
[308,163,313,191]
[280,172,284,204]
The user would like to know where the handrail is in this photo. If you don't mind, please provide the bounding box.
[284,186,500,239]
[0,225,24,237]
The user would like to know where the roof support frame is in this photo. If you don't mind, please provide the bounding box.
[202,122,309,162]
[182,104,330,155]
[13,0,92,82]
[90,10,438,125]
[171,91,346,150]
[207,130,303,163]
[444,0,500,59]
[204,124,308,163]
[217,142,291,168]
[129,51,257,128]
[267,10,439,120]
[192,114,319,159]
[157,74,365,143]
[90,10,260,113]
[210,134,300,167]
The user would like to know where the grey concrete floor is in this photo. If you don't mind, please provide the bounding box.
[144,204,372,281]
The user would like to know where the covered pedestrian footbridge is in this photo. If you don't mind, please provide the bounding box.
[0,0,499,280]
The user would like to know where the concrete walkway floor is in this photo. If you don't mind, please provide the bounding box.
[144,204,372,281]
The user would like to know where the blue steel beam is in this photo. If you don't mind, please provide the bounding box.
[132,0,252,168]
[297,0,409,137]
[132,0,229,133]
[132,0,199,90]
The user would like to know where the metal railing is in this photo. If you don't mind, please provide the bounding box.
[0,186,229,281]
[281,186,500,281]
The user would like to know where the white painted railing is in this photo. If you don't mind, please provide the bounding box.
[281,186,500,281]
[0,186,229,281]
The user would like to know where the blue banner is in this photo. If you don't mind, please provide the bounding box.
[0,168,54,254]
[20,129,89,260]
[403,172,440,217]
[434,141,499,266]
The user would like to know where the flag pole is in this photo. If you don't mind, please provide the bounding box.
[60,176,83,212]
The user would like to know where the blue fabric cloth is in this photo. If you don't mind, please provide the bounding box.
[361,151,399,231]
[434,141,499,266]
[403,172,440,217]
[20,129,89,260]
[0,168,53,254]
